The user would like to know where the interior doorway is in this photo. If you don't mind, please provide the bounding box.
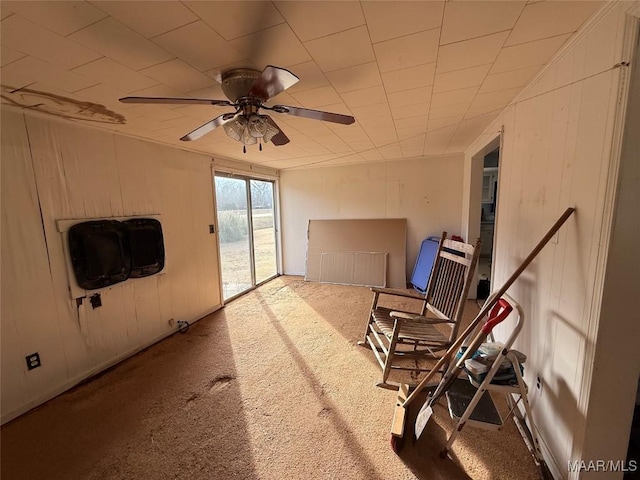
[214,173,278,301]
[477,147,500,299]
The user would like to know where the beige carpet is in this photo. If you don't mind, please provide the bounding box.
[1,276,542,480]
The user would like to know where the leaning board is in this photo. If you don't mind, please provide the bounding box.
[305,219,407,288]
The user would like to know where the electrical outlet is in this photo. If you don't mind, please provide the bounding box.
[26,352,41,370]
[536,375,543,393]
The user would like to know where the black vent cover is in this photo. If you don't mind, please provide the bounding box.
[69,220,131,290]
[123,218,165,278]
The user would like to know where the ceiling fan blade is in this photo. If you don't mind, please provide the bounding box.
[264,116,290,146]
[248,66,299,103]
[272,105,355,125]
[180,113,238,142]
[120,96,233,107]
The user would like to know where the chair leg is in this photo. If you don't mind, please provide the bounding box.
[358,292,380,346]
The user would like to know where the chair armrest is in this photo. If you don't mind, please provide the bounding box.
[370,287,425,300]
[390,311,455,324]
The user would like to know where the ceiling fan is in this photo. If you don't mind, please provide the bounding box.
[119,65,355,152]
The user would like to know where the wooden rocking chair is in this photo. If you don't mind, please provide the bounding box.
[359,232,481,388]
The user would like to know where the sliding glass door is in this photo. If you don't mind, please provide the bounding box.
[214,174,278,301]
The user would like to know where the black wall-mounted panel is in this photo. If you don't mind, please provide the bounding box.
[68,220,131,290]
[123,218,165,278]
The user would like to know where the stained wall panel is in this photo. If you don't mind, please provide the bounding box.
[1,109,221,423]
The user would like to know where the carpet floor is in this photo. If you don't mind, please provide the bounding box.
[1,276,543,479]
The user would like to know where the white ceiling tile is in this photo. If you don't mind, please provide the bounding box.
[74,83,129,112]
[433,64,492,93]
[91,1,198,38]
[466,87,521,114]
[390,103,430,121]
[342,85,387,109]
[291,85,341,108]
[362,1,444,43]
[428,103,469,120]
[423,125,456,155]
[0,55,97,92]
[351,102,392,121]
[141,59,216,93]
[2,15,101,70]
[360,148,384,162]
[374,28,440,73]
[70,17,173,70]
[312,134,353,154]
[1,7,13,20]
[128,84,187,103]
[304,26,375,72]
[275,1,364,42]
[464,103,507,119]
[492,34,571,73]
[427,115,464,132]
[506,1,602,46]
[436,31,509,73]
[154,21,243,72]
[387,86,432,109]
[184,1,283,40]
[378,143,403,160]
[326,62,382,93]
[382,63,435,94]
[3,1,107,36]
[430,86,478,109]
[1,44,26,67]
[394,115,428,132]
[400,134,426,157]
[72,57,159,93]
[284,61,330,94]
[440,1,525,45]
[478,65,541,94]
[230,23,311,69]
[186,83,226,101]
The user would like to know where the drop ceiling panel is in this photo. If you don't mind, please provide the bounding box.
[326,62,382,94]
[492,34,571,73]
[1,55,97,92]
[91,1,198,39]
[0,0,603,169]
[275,1,364,42]
[430,86,479,109]
[362,1,444,44]
[478,65,541,94]
[436,31,509,73]
[154,21,242,72]
[140,59,216,93]
[284,61,329,94]
[73,58,159,93]
[0,45,26,67]
[433,64,492,94]
[381,63,435,93]
[374,28,440,73]
[69,17,173,70]
[2,15,101,70]
[505,1,602,46]
[342,85,387,109]
[304,26,375,72]
[440,1,525,45]
[2,1,107,36]
[230,23,311,69]
[185,1,284,41]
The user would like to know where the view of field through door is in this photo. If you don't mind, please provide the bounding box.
[214,174,278,301]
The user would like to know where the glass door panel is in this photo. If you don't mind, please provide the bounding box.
[215,176,252,300]
[250,180,277,284]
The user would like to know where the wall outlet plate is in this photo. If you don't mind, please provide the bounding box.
[26,352,41,370]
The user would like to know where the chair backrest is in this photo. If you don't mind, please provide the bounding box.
[419,232,482,342]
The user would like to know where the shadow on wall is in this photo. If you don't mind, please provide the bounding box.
[0,315,259,480]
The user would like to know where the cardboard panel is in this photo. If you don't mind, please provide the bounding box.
[319,251,387,287]
[306,219,406,288]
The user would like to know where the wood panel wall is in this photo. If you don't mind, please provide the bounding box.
[1,109,221,423]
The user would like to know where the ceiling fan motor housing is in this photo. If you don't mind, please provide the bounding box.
[221,68,262,103]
